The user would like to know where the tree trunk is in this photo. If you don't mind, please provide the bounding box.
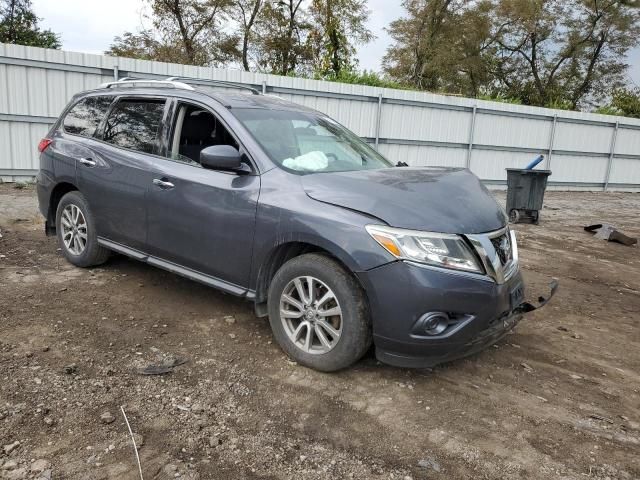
[170,0,196,63]
[8,0,17,42]
[242,0,262,72]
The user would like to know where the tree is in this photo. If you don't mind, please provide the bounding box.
[0,0,60,48]
[106,0,238,67]
[491,0,640,109]
[383,0,640,109]
[307,0,374,77]
[383,0,470,92]
[107,30,166,61]
[232,0,264,71]
[253,0,313,75]
[596,86,640,117]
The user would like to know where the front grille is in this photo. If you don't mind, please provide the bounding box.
[466,227,519,284]
[490,232,513,266]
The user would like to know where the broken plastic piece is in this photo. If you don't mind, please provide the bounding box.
[584,224,637,246]
[515,278,559,313]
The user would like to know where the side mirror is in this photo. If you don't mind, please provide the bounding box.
[200,145,244,172]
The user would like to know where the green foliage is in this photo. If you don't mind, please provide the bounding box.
[594,105,621,116]
[477,94,522,105]
[595,88,640,118]
[545,99,574,111]
[307,0,373,77]
[0,0,60,49]
[106,0,238,67]
[318,69,410,89]
[611,87,640,118]
[99,0,640,115]
[252,0,314,76]
[383,0,640,110]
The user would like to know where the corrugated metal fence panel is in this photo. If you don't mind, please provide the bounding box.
[551,154,609,183]
[554,121,613,154]
[378,143,467,168]
[609,157,640,185]
[1,43,640,189]
[474,113,551,150]
[379,103,471,144]
[615,127,640,156]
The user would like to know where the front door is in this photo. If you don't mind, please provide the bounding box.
[146,101,260,291]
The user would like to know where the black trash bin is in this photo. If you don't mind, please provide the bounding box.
[505,168,551,224]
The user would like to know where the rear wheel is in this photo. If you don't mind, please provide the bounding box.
[267,253,371,372]
[56,191,109,267]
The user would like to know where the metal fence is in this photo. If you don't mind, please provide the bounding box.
[1,42,639,190]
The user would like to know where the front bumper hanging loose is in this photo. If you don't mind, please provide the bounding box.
[369,266,560,369]
[514,278,559,313]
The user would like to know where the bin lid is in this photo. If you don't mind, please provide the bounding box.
[506,168,551,175]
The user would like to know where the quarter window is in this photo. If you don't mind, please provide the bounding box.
[102,99,165,154]
[63,96,112,137]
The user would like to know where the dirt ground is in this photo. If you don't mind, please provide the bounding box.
[0,184,638,480]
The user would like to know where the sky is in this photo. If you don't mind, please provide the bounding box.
[32,0,640,85]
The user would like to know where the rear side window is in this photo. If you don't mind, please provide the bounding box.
[63,96,112,137]
[102,99,166,154]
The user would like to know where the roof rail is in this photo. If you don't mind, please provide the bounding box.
[99,78,195,90]
[165,77,261,95]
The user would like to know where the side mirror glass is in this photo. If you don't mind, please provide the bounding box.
[200,145,244,172]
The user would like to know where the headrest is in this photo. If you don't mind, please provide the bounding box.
[182,110,216,139]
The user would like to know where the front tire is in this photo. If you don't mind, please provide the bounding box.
[267,253,371,372]
[56,191,109,268]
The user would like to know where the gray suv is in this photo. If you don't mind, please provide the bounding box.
[36,77,556,371]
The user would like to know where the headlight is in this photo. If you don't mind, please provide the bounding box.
[366,225,483,273]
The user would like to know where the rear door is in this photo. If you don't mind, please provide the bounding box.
[77,96,169,250]
[54,95,114,202]
[145,99,260,290]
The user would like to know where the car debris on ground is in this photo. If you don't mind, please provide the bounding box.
[584,223,638,246]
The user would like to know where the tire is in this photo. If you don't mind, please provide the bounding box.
[56,191,110,268]
[267,253,372,372]
[509,209,521,223]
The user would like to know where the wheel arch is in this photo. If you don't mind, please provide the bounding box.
[47,182,79,234]
[253,240,366,316]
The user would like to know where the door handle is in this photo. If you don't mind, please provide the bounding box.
[153,178,175,190]
[79,157,96,167]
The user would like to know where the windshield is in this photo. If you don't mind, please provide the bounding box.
[232,108,393,174]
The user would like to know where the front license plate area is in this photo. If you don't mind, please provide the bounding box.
[510,284,525,309]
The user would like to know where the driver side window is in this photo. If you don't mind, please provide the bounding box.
[167,103,238,166]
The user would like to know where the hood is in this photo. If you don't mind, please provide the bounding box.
[302,167,506,234]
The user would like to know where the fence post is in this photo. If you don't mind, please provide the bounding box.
[374,93,383,150]
[261,80,267,94]
[546,114,557,169]
[113,65,119,81]
[604,121,619,191]
[465,105,477,169]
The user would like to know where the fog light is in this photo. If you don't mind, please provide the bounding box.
[420,312,449,336]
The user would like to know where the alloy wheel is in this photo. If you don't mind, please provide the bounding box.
[279,276,343,355]
[61,204,88,255]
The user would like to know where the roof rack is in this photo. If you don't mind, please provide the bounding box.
[165,77,261,95]
[100,77,195,90]
[99,76,262,95]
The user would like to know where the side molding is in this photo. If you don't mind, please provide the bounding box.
[97,237,256,299]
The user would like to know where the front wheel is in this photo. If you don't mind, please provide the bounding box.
[267,253,372,372]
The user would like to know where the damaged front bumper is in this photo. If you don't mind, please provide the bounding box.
[358,259,558,369]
